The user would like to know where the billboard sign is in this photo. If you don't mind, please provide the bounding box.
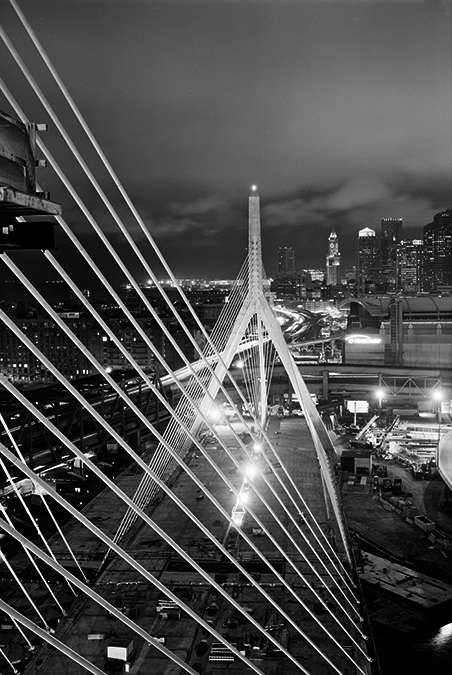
[345,334,381,345]
[346,400,369,413]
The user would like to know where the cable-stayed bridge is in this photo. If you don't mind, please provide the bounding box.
[0,4,377,674]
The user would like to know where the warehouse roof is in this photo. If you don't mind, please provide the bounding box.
[339,295,452,319]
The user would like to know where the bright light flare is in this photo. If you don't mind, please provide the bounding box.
[208,406,221,423]
[432,389,443,402]
[245,464,257,479]
[231,504,246,528]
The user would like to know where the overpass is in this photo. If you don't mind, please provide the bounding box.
[228,362,448,408]
[0,372,172,469]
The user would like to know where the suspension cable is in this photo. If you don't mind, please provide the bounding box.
[0,301,362,627]
[0,644,19,675]
[0,414,78,597]
[39,493,87,583]
[2,7,268,413]
[0,253,353,612]
[0,598,122,675]
[0,541,50,631]
[0,70,314,509]
[0,12,369,671]
[0,449,337,675]
[0,460,67,614]
[0,71,343,548]
[0,383,368,668]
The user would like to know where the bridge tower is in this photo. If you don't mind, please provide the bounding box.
[191,186,353,561]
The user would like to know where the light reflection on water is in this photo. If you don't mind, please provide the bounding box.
[375,622,452,674]
[429,622,452,652]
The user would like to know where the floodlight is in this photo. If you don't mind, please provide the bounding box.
[245,464,257,480]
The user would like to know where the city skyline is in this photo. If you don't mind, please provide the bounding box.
[0,0,451,284]
[0,211,448,304]
[0,202,446,291]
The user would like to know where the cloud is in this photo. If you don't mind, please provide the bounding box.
[168,195,226,217]
[258,169,448,257]
[141,194,231,241]
[262,196,332,229]
[147,215,198,238]
[20,0,448,280]
[260,176,393,232]
[326,176,392,210]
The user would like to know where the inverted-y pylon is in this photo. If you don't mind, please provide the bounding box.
[195,186,352,561]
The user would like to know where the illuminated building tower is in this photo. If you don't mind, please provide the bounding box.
[397,239,423,293]
[275,246,297,299]
[277,246,295,275]
[380,217,402,291]
[422,209,452,292]
[356,227,377,295]
[386,296,403,365]
[325,226,340,285]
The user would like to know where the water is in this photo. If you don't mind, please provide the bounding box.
[374,623,452,674]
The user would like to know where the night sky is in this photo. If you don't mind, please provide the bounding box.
[1,0,451,286]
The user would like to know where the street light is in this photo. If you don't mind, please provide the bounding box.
[244,463,257,480]
[376,388,385,412]
[208,405,221,424]
[432,389,443,414]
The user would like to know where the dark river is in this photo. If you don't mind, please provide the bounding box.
[374,622,452,674]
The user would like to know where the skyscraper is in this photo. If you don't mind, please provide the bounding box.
[277,246,295,275]
[356,227,377,295]
[380,217,402,291]
[325,226,340,285]
[422,209,452,292]
[397,239,423,293]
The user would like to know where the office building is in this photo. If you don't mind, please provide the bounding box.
[356,227,377,295]
[325,226,341,285]
[422,209,452,292]
[102,319,156,372]
[380,217,402,291]
[0,315,104,382]
[277,246,295,275]
[304,268,325,283]
[397,239,423,293]
[0,313,160,382]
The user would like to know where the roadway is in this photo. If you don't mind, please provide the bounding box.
[2,358,446,481]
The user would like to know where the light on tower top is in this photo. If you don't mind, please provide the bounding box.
[251,184,257,192]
